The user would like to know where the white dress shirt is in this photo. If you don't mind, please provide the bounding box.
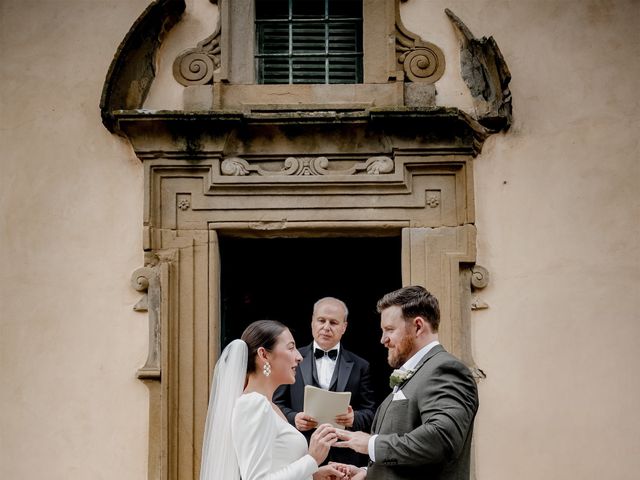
[368,340,440,462]
[313,341,340,390]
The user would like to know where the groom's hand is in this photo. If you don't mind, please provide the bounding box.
[334,430,371,455]
[329,462,366,479]
[295,412,319,431]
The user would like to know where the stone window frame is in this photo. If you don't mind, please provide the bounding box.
[168,0,449,110]
[221,0,393,85]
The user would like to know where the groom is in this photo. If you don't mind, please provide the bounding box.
[274,297,376,467]
[334,286,479,480]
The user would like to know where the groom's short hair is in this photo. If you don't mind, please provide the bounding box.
[376,285,440,332]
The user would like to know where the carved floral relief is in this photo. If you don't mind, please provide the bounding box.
[220,156,395,177]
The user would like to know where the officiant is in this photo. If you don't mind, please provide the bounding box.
[274,297,376,467]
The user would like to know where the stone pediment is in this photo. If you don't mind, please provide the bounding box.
[101,0,512,137]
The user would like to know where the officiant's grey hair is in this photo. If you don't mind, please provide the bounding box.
[312,297,349,322]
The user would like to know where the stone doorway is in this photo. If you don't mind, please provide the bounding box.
[219,235,402,405]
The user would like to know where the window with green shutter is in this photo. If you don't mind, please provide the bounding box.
[255,0,363,84]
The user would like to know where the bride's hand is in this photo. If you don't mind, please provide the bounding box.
[313,464,348,479]
[308,423,338,465]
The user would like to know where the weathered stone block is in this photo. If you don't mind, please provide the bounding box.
[183,85,214,111]
[404,83,436,107]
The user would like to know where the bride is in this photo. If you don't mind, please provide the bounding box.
[200,319,352,480]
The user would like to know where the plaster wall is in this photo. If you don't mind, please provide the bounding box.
[1,1,639,480]
[1,1,151,479]
[422,2,640,479]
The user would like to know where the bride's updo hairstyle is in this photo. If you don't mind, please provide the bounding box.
[241,320,287,374]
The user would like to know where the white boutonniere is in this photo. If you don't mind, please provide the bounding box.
[389,368,416,388]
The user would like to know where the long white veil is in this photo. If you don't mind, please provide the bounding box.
[200,339,248,480]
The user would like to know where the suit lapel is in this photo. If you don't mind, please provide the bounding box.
[372,394,393,434]
[300,344,315,388]
[397,344,445,390]
[413,343,444,373]
[374,344,446,431]
[333,350,354,392]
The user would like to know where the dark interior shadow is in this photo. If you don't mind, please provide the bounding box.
[219,235,402,407]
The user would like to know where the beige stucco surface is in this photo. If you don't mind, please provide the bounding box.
[1,1,639,479]
[0,1,151,479]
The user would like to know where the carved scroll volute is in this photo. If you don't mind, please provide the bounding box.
[396,0,445,83]
[221,157,250,175]
[470,265,490,311]
[463,264,489,381]
[471,265,490,289]
[131,266,161,379]
[173,4,221,86]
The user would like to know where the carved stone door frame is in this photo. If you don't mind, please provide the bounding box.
[117,108,490,479]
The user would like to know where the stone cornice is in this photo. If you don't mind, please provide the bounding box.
[112,107,490,157]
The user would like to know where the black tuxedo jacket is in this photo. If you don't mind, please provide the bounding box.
[273,343,376,466]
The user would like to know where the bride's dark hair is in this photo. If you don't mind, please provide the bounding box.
[241,320,287,373]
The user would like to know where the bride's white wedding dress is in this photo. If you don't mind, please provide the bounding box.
[232,392,319,480]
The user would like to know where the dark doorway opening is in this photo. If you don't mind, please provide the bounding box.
[219,235,402,407]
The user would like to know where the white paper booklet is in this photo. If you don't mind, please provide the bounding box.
[303,385,352,429]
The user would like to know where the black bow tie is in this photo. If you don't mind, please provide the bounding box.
[314,348,338,360]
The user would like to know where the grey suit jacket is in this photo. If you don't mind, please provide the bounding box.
[368,344,478,480]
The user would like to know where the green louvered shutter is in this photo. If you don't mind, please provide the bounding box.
[256,0,363,84]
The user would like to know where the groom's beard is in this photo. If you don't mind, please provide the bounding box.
[387,330,415,369]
